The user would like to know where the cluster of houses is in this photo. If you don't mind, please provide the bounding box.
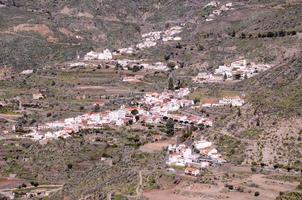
[162,26,183,42]
[69,24,185,74]
[140,62,172,71]
[24,88,212,143]
[136,25,183,49]
[138,88,212,126]
[193,59,272,83]
[117,60,171,71]
[204,1,234,22]
[166,139,225,176]
[67,58,171,72]
[82,25,184,62]
[201,95,245,107]
[214,59,271,80]
[165,113,213,127]
[84,49,113,61]
[193,72,223,83]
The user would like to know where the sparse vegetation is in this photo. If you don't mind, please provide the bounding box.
[0,0,301,199]
[216,135,245,164]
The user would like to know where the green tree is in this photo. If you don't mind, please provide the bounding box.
[237,108,241,117]
[131,109,139,115]
[230,30,236,37]
[180,126,193,142]
[223,73,227,81]
[166,119,175,137]
[168,77,174,90]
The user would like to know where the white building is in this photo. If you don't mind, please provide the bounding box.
[214,65,233,78]
[193,72,224,83]
[108,108,127,122]
[117,47,135,54]
[141,62,168,71]
[219,96,244,106]
[32,93,44,100]
[84,49,112,61]
[194,141,212,150]
[20,69,34,75]
[136,41,157,49]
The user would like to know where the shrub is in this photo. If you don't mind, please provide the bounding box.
[278,30,286,37]
[167,61,176,70]
[237,186,245,192]
[30,181,39,187]
[67,163,73,170]
[266,32,275,37]
[197,44,204,51]
[230,30,236,37]
[132,65,142,72]
[251,166,257,172]
[175,42,182,49]
[164,54,170,61]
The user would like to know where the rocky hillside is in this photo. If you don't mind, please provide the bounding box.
[0,0,203,69]
[206,56,302,170]
[1,0,301,69]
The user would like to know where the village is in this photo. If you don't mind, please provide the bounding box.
[193,59,272,83]
[204,1,234,22]
[6,29,248,177]
[21,83,246,177]
[83,25,184,61]
[23,88,209,142]
[62,24,187,73]
[0,19,252,179]
[166,137,225,176]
